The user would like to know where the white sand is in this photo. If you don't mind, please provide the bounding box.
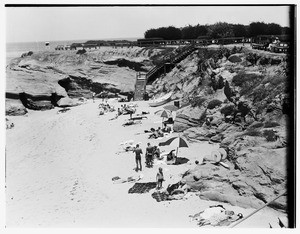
[5,99,286,227]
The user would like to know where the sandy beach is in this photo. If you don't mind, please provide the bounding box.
[5,99,286,228]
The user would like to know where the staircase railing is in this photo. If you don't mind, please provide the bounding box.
[146,45,196,81]
[134,45,197,100]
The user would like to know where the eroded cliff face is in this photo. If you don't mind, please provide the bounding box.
[148,46,289,211]
[6,47,169,114]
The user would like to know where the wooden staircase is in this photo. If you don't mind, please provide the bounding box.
[134,45,197,101]
[134,72,147,101]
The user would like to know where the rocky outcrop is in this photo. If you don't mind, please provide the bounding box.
[173,105,206,132]
[57,97,79,107]
[182,141,287,210]
[6,47,169,112]
[152,46,289,211]
[19,92,54,110]
[103,59,147,72]
[6,99,28,116]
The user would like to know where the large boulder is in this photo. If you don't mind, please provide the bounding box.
[181,144,287,210]
[57,97,79,107]
[6,99,27,116]
[183,127,217,142]
[173,106,206,132]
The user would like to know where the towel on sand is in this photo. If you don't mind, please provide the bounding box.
[128,182,157,194]
[152,191,169,202]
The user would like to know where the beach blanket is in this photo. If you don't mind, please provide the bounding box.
[174,157,189,165]
[152,191,169,202]
[128,182,157,194]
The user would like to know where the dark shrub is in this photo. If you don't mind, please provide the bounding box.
[250,122,264,128]
[232,72,264,96]
[232,72,263,87]
[264,121,280,128]
[207,99,223,109]
[243,130,261,137]
[246,53,260,65]
[269,75,285,86]
[258,56,271,65]
[190,97,207,108]
[263,130,278,141]
[270,58,282,65]
[220,104,235,117]
[76,49,87,54]
[232,72,245,86]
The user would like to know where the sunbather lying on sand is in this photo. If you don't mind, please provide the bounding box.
[57,107,71,114]
[148,127,164,139]
[109,114,119,121]
[122,120,142,127]
[129,116,148,121]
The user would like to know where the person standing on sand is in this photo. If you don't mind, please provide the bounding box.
[156,167,164,190]
[92,92,96,103]
[146,142,154,167]
[133,144,143,171]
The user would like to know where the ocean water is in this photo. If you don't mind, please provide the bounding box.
[6,37,139,60]
[6,40,86,61]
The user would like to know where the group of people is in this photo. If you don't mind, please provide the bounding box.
[133,143,164,189]
[99,103,115,115]
[119,104,136,116]
[133,143,161,170]
[148,124,172,139]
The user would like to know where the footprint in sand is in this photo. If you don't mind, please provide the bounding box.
[69,179,79,198]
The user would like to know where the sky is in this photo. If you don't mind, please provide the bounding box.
[6,5,292,43]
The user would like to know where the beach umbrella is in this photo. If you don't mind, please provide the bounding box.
[160,109,169,127]
[160,110,169,118]
[159,135,188,157]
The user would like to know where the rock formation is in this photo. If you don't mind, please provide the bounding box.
[149,46,289,210]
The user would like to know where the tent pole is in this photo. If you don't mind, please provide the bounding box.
[176,133,180,157]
